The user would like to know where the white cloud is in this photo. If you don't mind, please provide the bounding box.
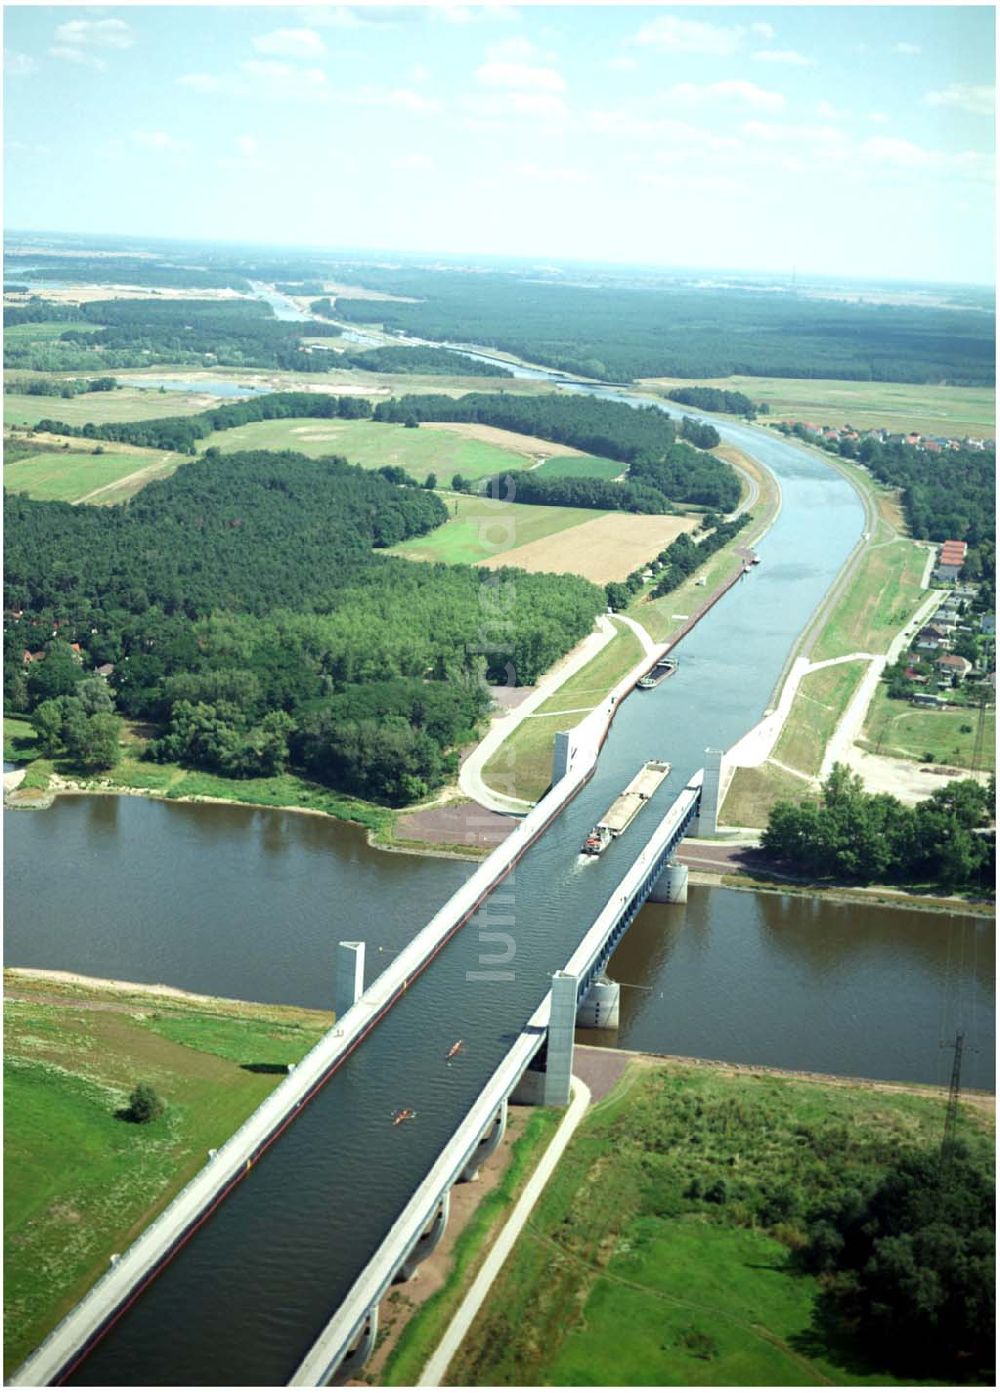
[349,86,441,113]
[4,50,38,76]
[818,100,850,120]
[302,6,423,27]
[391,152,434,171]
[53,18,133,49]
[925,84,994,117]
[132,130,188,154]
[752,49,814,67]
[49,46,107,70]
[252,28,326,59]
[607,56,637,72]
[435,3,520,23]
[631,16,743,57]
[664,80,785,113]
[409,62,431,83]
[476,60,565,93]
[868,111,889,125]
[860,136,992,182]
[464,90,567,123]
[178,61,329,100]
[511,162,588,185]
[486,36,537,62]
[237,135,258,158]
[177,72,232,94]
[750,22,776,41]
[892,42,921,56]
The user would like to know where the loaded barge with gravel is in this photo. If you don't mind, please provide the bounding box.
[581,760,672,856]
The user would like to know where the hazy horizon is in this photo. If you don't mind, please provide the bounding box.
[4,4,996,284]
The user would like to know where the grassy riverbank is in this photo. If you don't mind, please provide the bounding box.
[480,625,643,803]
[3,973,330,1374]
[445,1058,992,1387]
[721,454,935,829]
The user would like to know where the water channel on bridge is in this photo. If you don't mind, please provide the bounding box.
[5,401,993,1384]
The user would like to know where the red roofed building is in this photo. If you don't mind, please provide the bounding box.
[935,539,968,582]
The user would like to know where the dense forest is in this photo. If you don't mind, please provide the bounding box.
[342,345,513,377]
[4,452,602,803]
[667,386,762,416]
[761,764,994,892]
[4,297,341,374]
[801,1143,994,1382]
[330,268,996,386]
[374,390,680,460]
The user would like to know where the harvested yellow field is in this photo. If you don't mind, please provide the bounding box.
[419,421,587,461]
[484,512,699,583]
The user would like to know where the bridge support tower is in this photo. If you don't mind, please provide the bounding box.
[576,974,620,1029]
[648,861,688,904]
[335,941,365,1020]
[692,748,724,837]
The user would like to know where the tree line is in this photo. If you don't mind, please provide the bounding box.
[761,763,994,892]
[4,297,342,375]
[342,345,513,377]
[667,386,762,416]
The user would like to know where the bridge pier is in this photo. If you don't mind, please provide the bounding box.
[331,1306,378,1384]
[460,1099,507,1181]
[692,748,723,837]
[335,940,365,1020]
[551,730,572,783]
[576,974,620,1029]
[543,970,578,1106]
[394,1190,451,1282]
[648,861,688,904]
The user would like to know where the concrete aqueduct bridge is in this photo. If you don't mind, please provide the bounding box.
[291,769,709,1385]
[11,620,720,1388]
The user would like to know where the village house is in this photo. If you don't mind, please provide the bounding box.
[937,653,973,684]
[935,539,968,583]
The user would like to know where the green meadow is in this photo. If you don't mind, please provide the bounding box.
[4,385,211,428]
[3,977,330,1374]
[197,416,534,481]
[4,445,180,503]
[446,1060,986,1387]
[641,374,995,440]
[388,493,604,566]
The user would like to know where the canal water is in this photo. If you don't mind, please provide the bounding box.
[5,338,994,1383]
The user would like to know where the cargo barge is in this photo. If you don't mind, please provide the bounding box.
[581,760,671,855]
[636,656,678,691]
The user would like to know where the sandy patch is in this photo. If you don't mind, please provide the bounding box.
[420,421,588,460]
[26,286,248,305]
[839,745,990,804]
[484,512,700,584]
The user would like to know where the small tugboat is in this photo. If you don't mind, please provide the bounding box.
[392,1108,415,1127]
[446,1039,464,1060]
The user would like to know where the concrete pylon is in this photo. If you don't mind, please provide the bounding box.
[394,1191,451,1282]
[333,1305,379,1383]
[648,861,688,904]
[576,974,620,1029]
[460,1099,508,1181]
[335,941,365,1020]
[692,748,724,837]
[543,970,578,1106]
[551,730,572,783]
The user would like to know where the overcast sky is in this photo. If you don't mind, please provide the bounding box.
[4,3,995,283]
